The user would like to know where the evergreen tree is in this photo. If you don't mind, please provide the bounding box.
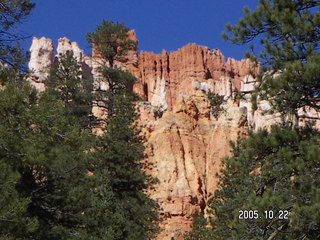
[0,18,152,238]
[86,20,137,67]
[86,20,160,240]
[0,83,39,239]
[0,0,35,69]
[222,0,320,119]
[46,51,94,128]
[94,68,159,240]
[208,126,320,239]
[188,1,320,239]
[184,214,214,240]
[0,1,38,238]
[0,81,97,239]
[0,1,113,239]
[207,91,225,119]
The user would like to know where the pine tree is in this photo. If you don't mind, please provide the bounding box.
[0,83,39,239]
[46,51,94,129]
[0,80,98,239]
[1,18,154,238]
[0,2,113,239]
[95,68,159,239]
[86,20,137,67]
[222,0,320,118]
[86,20,160,240]
[184,214,214,240]
[208,126,320,239]
[187,1,320,239]
[0,0,35,69]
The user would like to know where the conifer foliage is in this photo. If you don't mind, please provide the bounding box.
[0,80,94,239]
[209,126,320,239]
[0,0,35,68]
[87,20,160,240]
[87,20,137,67]
[0,4,159,238]
[46,51,94,128]
[185,1,320,239]
[222,0,320,118]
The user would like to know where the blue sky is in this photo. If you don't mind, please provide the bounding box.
[21,0,259,60]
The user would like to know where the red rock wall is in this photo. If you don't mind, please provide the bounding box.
[28,36,257,240]
[126,43,254,240]
[131,43,256,111]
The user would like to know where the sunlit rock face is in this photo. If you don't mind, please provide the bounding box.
[132,44,256,111]
[27,34,319,240]
[26,36,259,240]
[28,37,86,91]
[28,37,54,91]
[130,44,254,240]
[56,37,84,61]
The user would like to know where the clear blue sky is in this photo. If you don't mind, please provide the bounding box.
[21,0,259,60]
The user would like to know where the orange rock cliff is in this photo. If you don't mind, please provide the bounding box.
[29,32,316,240]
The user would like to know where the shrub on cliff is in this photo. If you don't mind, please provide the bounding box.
[207,91,225,119]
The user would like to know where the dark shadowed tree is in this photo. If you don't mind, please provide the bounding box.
[0,80,100,239]
[0,83,39,239]
[208,126,320,239]
[184,214,214,240]
[46,51,94,129]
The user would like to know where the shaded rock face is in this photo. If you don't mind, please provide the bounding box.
[29,34,319,240]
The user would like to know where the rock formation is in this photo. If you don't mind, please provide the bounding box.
[28,37,54,91]
[129,44,252,240]
[27,34,319,240]
[56,37,84,62]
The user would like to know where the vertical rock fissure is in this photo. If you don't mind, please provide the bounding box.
[176,127,191,191]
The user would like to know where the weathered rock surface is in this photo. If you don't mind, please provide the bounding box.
[132,44,256,112]
[27,35,318,240]
[57,37,84,62]
[28,37,86,91]
[28,37,54,91]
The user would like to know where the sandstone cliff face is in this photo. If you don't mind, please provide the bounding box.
[28,35,318,240]
[28,37,54,91]
[56,37,84,61]
[132,44,255,112]
[129,44,252,240]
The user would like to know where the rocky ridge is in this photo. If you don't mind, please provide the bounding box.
[27,34,319,240]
